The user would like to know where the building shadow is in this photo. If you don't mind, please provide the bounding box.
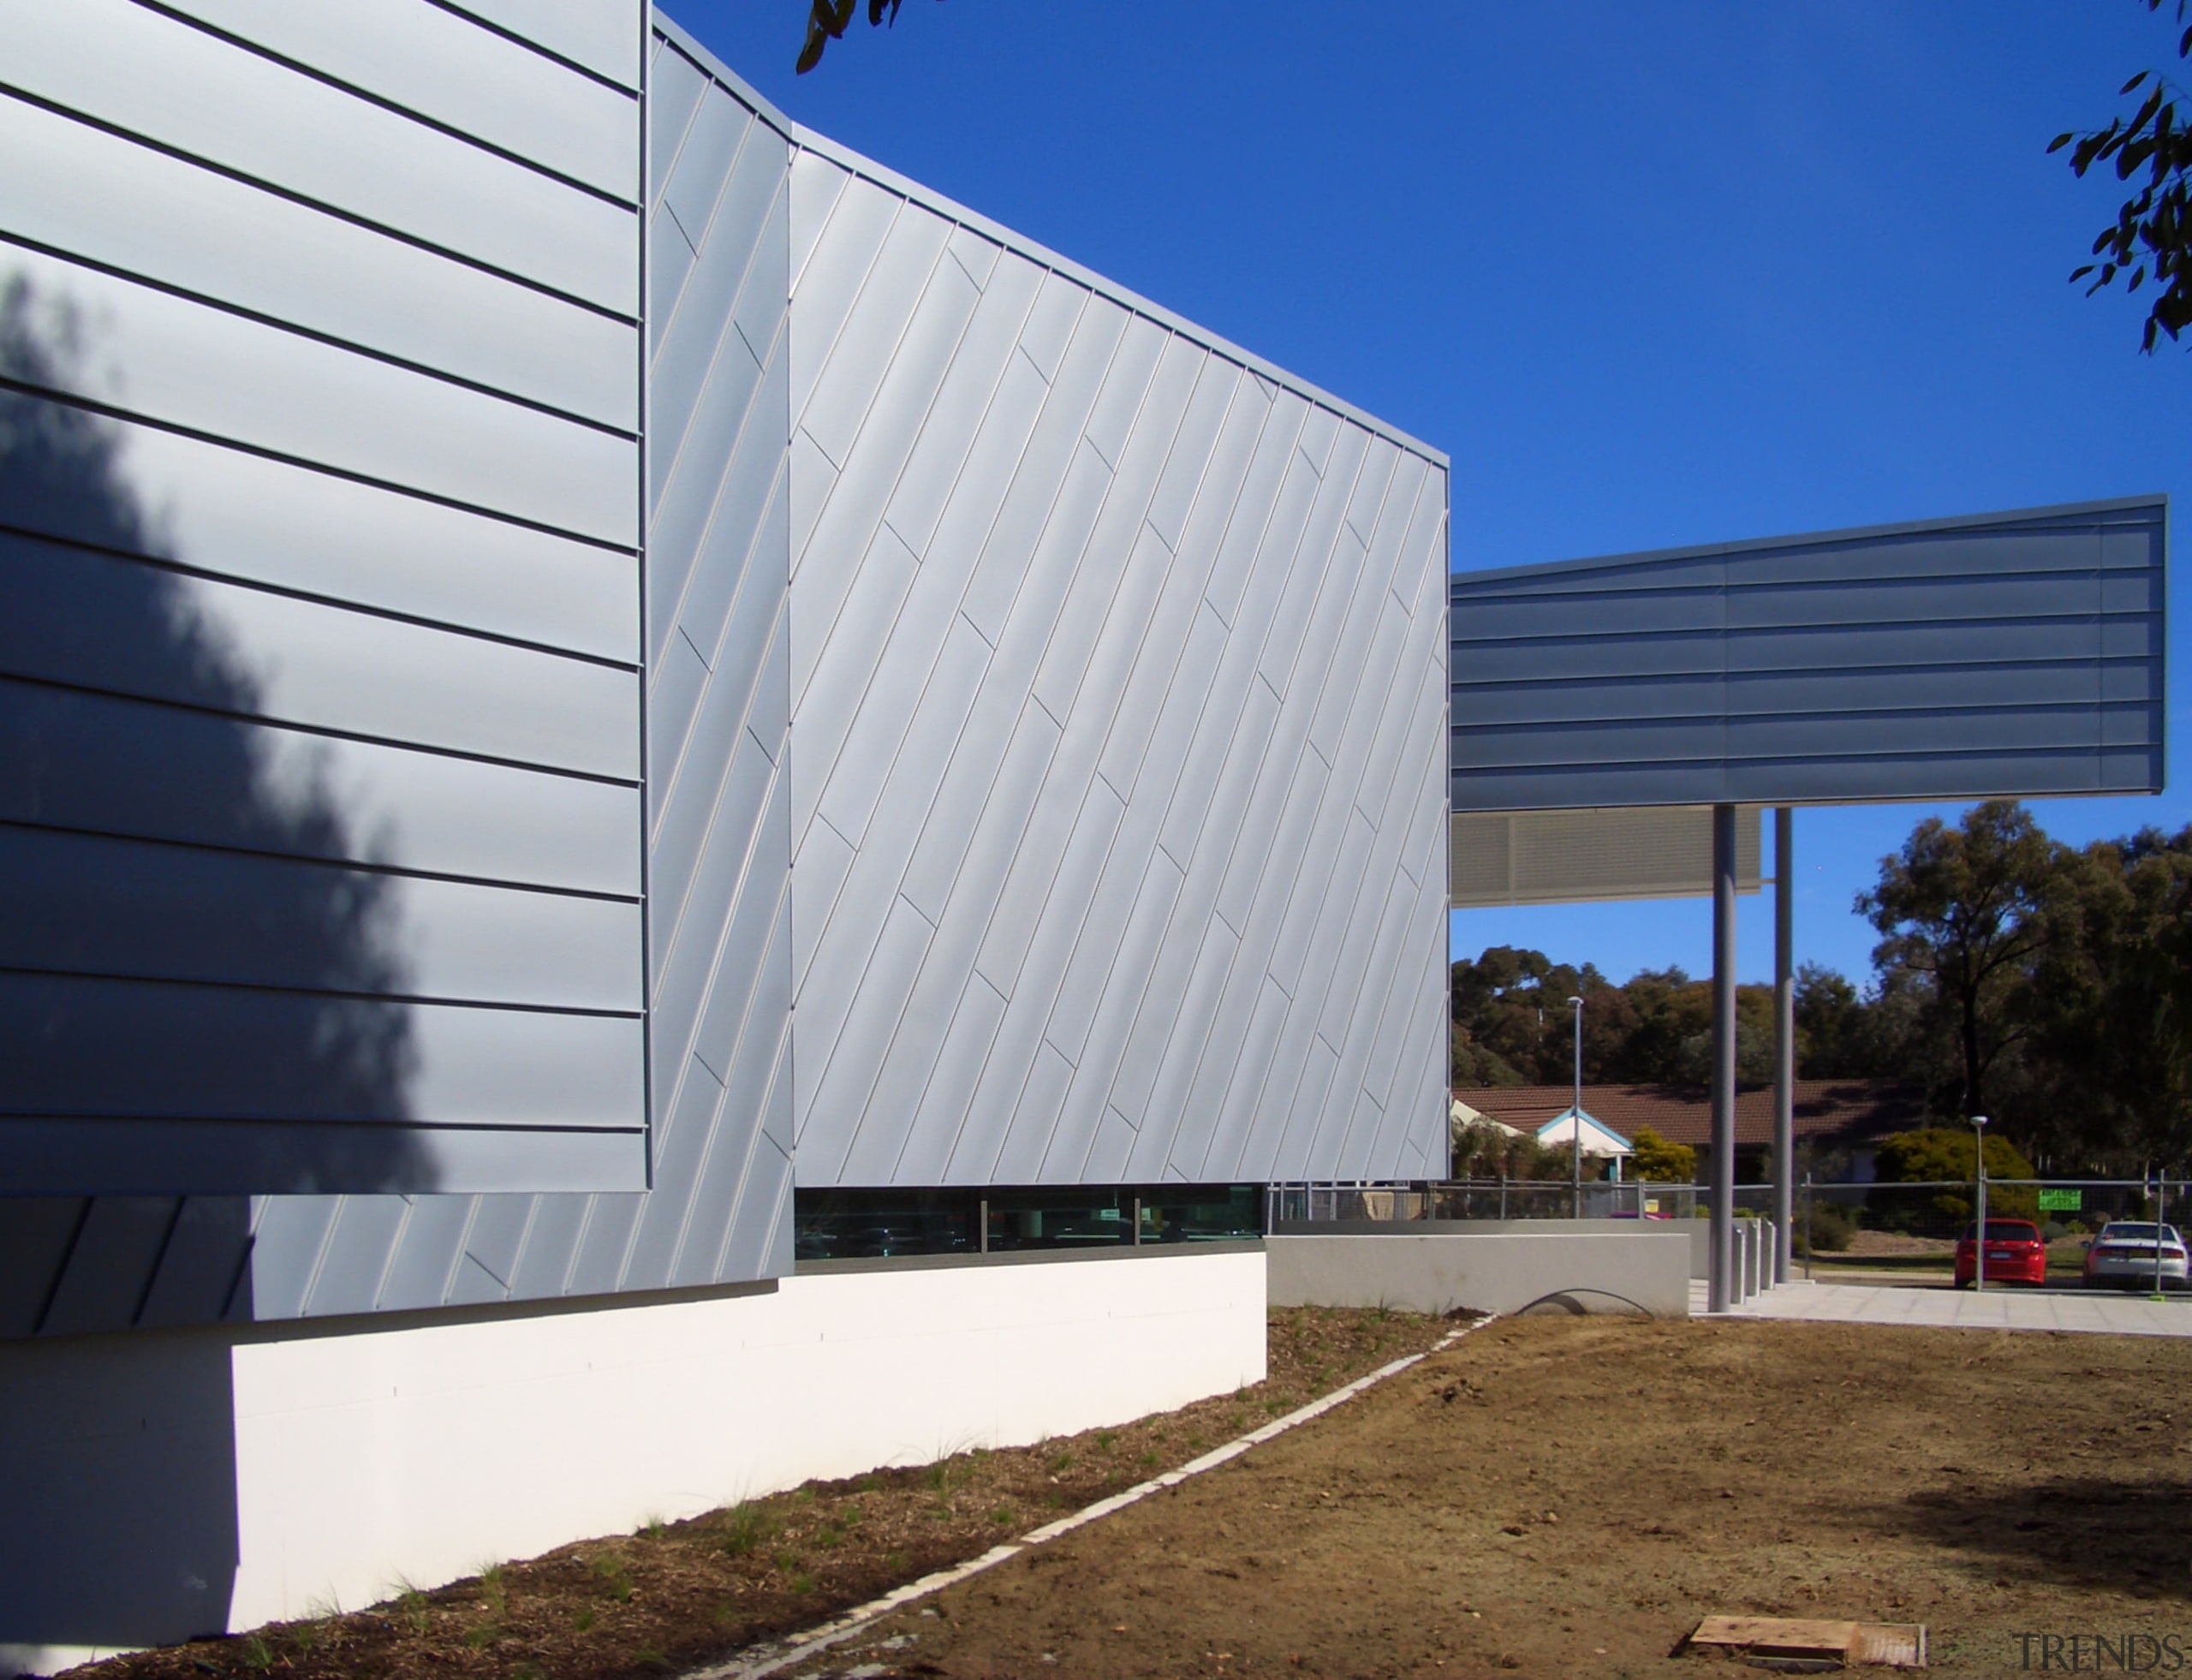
[0,1322,245,1653]
[1860,1473,2192,1600]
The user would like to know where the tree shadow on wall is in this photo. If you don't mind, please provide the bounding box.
[0,271,432,1193]
[0,271,431,1647]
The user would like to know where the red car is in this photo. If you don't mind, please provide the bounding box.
[1953,1218,2048,1288]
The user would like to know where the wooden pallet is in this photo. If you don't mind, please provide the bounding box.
[1686,1616,1927,1669]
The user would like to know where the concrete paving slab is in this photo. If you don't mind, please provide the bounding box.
[1689,1277,2192,1336]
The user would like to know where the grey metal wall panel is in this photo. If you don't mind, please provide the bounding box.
[152,38,800,1317]
[458,0,644,91]
[0,396,635,659]
[1450,498,2167,812]
[0,97,634,431]
[0,972,642,1129]
[0,0,646,1198]
[37,1199,177,1338]
[5,683,639,897]
[154,0,642,204]
[0,0,636,312]
[6,538,638,778]
[782,133,1451,1189]
[0,1199,87,1337]
[0,247,632,542]
[135,1197,253,1330]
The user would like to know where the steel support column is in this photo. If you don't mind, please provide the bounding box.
[1773,806,1794,1284]
[1710,802,1738,1311]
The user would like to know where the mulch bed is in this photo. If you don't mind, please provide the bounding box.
[64,1306,1448,1680]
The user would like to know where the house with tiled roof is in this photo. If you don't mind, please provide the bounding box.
[1454,1080,1925,1182]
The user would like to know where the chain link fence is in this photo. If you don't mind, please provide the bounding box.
[1267,1177,2189,1290]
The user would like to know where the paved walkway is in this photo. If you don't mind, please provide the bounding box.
[1687,1277,2192,1337]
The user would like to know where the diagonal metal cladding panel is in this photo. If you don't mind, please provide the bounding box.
[0,0,648,1196]
[1450,497,2167,813]
[780,134,1452,1189]
[1449,806,1763,907]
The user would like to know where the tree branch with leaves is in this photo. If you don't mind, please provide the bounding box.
[2051,0,2192,351]
[798,0,936,74]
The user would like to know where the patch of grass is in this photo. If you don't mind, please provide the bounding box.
[1097,1429,1118,1450]
[886,1549,909,1571]
[634,1645,670,1669]
[390,1578,433,1635]
[813,1524,843,1550]
[991,1504,1016,1526]
[588,1553,634,1603]
[773,1549,803,1573]
[640,1514,668,1540]
[462,1623,501,1651]
[571,1606,596,1634]
[788,1571,815,1595]
[238,1635,275,1671]
[1140,1451,1160,1468]
[720,1501,772,1558]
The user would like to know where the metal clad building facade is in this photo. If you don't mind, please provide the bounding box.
[778,110,1453,1190]
[0,11,1452,1336]
[0,1,652,1198]
[1449,497,2167,813]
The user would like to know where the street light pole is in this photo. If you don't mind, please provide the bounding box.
[1568,994,1584,1219]
[1972,1115,1989,1292]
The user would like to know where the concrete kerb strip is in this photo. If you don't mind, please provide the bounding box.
[693,1313,1504,1680]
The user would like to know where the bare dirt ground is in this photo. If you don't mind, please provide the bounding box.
[1844,1230,1957,1256]
[790,1315,2192,1679]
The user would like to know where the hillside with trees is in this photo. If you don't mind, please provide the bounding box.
[1454,801,2192,1176]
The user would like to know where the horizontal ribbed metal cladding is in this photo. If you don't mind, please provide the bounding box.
[1449,497,2167,812]
[0,0,649,1198]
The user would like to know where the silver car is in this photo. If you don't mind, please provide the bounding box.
[2082,1222,2190,1290]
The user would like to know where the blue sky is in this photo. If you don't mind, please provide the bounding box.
[670,2,2189,986]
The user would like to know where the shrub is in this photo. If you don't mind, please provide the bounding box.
[1871,1128,2039,1229]
[1795,1201,1855,1254]
[1629,1125,1695,1183]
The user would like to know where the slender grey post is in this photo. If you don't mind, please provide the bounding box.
[1710,802,1738,1313]
[1568,994,1584,1219]
[1972,1115,1989,1291]
[1773,807,1795,1284]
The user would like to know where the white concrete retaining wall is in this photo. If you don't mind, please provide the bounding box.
[1266,1231,1691,1319]
[0,1248,1265,1671]
[1278,1217,1717,1278]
